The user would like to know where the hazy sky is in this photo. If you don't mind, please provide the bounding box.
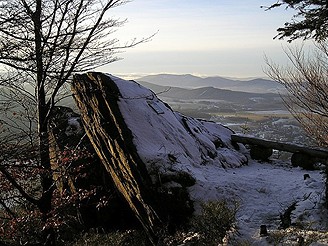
[99,0,307,78]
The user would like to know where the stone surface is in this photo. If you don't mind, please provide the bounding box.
[72,73,160,243]
[250,146,273,161]
[48,106,136,229]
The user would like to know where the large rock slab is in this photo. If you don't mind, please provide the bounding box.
[71,72,247,243]
[48,106,136,229]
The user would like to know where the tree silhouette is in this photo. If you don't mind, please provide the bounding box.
[0,0,150,243]
[265,43,328,147]
[265,0,328,208]
[265,0,328,41]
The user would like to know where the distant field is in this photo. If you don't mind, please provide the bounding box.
[212,111,293,122]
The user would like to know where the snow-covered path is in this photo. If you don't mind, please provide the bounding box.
[189,161,327,245]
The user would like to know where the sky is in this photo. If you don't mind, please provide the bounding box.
[99,0,307,78]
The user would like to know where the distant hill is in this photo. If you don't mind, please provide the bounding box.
[138,74,201,88]
[138,81,285,111]
[137,74,285,94]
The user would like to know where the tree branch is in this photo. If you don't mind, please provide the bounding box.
[0,166,38,205]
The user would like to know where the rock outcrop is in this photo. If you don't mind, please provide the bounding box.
[71,72,247,243]
[48,106,137,229]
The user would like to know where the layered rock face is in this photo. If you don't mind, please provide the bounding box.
[71,72,247,243]
[48,106,137,229]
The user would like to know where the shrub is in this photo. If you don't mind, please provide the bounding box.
[190,200,239,245]
[70,199,239,246]
[72,229,149,246]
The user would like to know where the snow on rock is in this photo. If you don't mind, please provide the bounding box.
[109,74,247,171]
[65,117,83,136]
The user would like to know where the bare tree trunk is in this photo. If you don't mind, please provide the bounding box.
[33,1,55,243]
[325,162,328,208]
[0,0,153,243]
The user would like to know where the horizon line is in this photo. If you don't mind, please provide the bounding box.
[106,72,270,81]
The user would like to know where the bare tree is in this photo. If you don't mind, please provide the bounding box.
[0,0,150,243]
[265,42,328,147]
[265,1,328,209]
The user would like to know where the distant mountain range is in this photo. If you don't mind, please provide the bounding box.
[136,74,285,94]
[135,74,286,111]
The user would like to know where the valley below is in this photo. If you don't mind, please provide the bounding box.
[137,74,313,148]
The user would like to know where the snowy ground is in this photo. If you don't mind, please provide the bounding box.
[190,159,328,245]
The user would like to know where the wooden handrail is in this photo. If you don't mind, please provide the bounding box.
[231,134,328,159]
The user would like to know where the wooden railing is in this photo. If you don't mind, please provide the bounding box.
[231,134,328,169]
